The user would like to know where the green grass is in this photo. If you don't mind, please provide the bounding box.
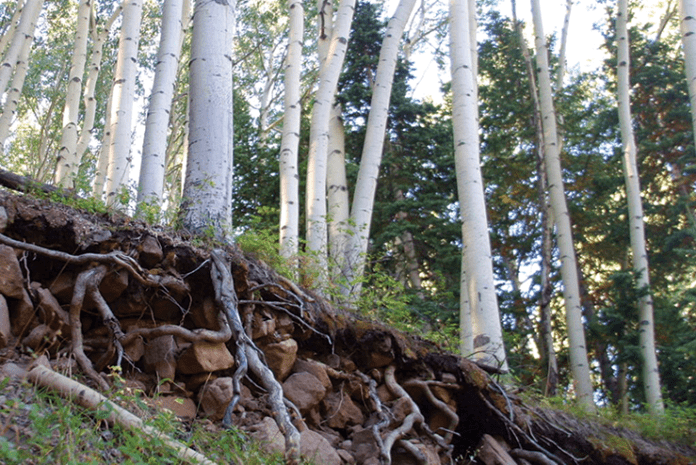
[0,376,286,465]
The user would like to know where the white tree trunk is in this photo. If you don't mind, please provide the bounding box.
[530,0,594,410]
[617,0,664,414]
[450,0,507,370]
[305,0,355,271]
[0,0,26,68]
[181,0,234,237]
[137,0,185,209]
[77,4,124,178]
[343,0,416,300]
[55,0,91,187]
[327,103,350,292]
[680,0,696,149]
[279,0,304,261]
[0,0,42,148]
[0,0,42,98]
[103,0,143,204]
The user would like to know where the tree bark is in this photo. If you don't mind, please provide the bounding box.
[55,0,91,188]
[0,0,42,98]
[450,0,507,370]
[616,0,663,413]
[103,0,143,205]
[530,0,594,410]
[180,0,235,237]
[680,0,696,149]
[137,0,186,210]
[279,0,304,263]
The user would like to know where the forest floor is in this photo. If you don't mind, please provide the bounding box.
[0,188,694,465]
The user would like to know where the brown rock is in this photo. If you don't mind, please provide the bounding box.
[263,338,298,381]
[300,429,342,465]
[138,235,163,268]
[390,396,412,424]
[99,269,129,303]
[48,272,75,304]
[0,294,10,349]
[21,324,59,352]
[142,335,177,383]
[151,395,197,420]
[283,372,326,414]
[392,440,441,465]
[351,427,380,464]
[477,434,517,465]
[123,335,145,363]
[251,308,276,340]
[177,341,235,375]
[197,377,234,421]
[0,245,25,299]
[293,358,331,390]
[0,206,8,232]
[249,416,286,455]
[377,384,397,403]
[10,289,36,337]
[337,449,356,464]
[32,284,70,335]
[322,390,364,429]
[188,297,221,331]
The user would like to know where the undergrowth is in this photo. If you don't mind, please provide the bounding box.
[0,375,288,465]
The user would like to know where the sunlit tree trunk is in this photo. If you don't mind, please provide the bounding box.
[78,4,124,180]
[137,0,185,210]
[680,0,696,152]
[531,0,594,410]
[180,0,234,237]
[0,0,42,99]
[617,0,664,414]
[0,0,43,148]
[0,0,25,60]
[103,0,143,204]
[55,0,91,187]
[343,0,416,302]
[279,0,304,262]
[305,0,355,281]
[450,0,507,370]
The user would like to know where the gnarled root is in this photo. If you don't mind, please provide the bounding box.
[210,249,301,465]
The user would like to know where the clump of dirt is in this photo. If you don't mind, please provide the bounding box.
[0,190,693,465]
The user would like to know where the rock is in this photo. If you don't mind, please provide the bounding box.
[138,235,163,268]
[21,324,59,352]
[251,308,276,339]
[283,372,326,414]
[48,272,75,304]
[391,440,441,465]
[0,245,25,299]
[0,294,10,349]
[123,335,145,363]
[390,396,412,424]
[351,427,381,464]
[293,358,331,390]
[377,383,397,403]
[142,335,177,385]
[322,390,364,429]
[188,297,221,331]
[337,448,356,464]
[177,341,235,375]
[476,434,516,465]
[10,289,36,337]
[263,338,298,381]
[32,284,70,335]
[99,269,129,303]
[248,416,286,455]
[197,377,233,421]
[151,395,197,420]
[300,429,342,465]
[0,206,8,232]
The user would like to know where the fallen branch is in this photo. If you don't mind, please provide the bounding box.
[27,357,219,465]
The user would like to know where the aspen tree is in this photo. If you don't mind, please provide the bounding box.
[679,0,696,150]
[0,0,42,98]
[617,0,664,413]
[449,0,507,370]
[181,0,235,237]
[137,0,186,210]
[530,0,594,409]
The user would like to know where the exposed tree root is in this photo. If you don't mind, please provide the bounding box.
[404,378,459,443]
[210,249,301,465]
[27,356,219,465]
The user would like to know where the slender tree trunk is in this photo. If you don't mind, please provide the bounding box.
[77,3,124,177]
[55,0,91,188]
[344,0,416,301]
[137,0,185,211]
[279,0,304,262]
[103,0,143,204]
[0,0,25,61]
[0,0,42,99]
[680,0,696,155]
[305,0,355,280]
[511,0,558,397]
[530,0,594,410]
[180,0,235,237]
[0,0,43,147]
[616,0,664,414]
[450,0,507,370]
